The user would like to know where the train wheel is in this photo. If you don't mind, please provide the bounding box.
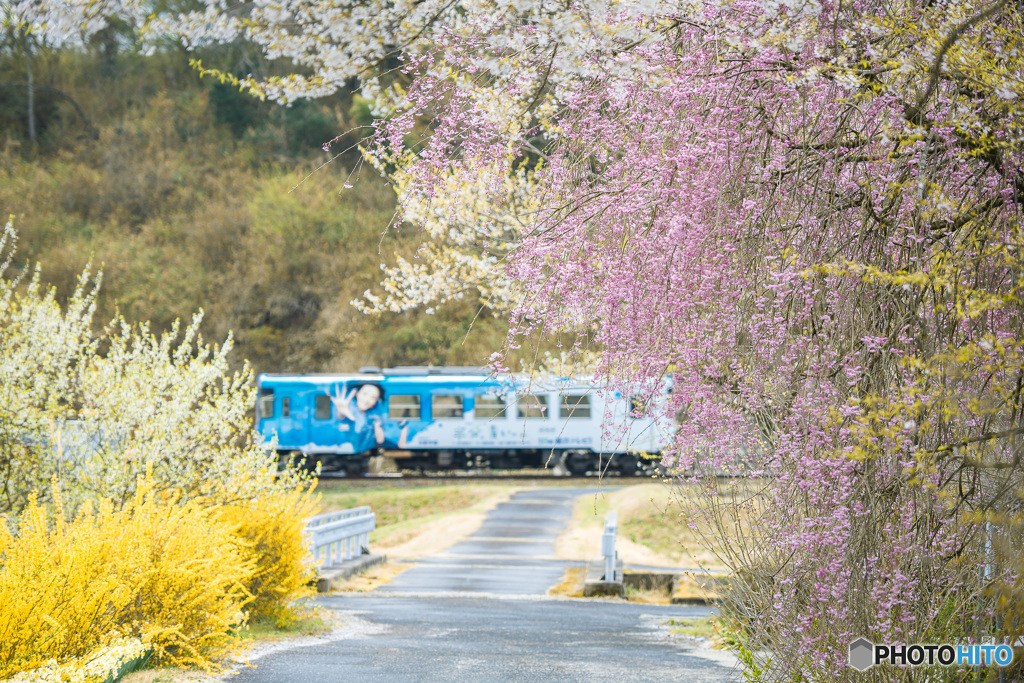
[614,454,642,476]
[345,457,368,477]
[548,451,570,476]
[564,450,595,475]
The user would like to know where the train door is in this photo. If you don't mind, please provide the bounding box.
[471,389,511,446]
[515,390,550,449]
[256,385,276,439]
[626,388,673,454]
[307,391,337,450]
[428,388,470,467]
[275,388,309,450]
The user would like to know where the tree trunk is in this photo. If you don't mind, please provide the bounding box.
[23,31,36,146]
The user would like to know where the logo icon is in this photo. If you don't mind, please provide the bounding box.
[849,638,874,671]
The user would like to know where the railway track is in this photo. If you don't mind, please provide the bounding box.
[315,469,656,484]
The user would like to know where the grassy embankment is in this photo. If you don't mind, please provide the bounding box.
[557,482,732,570]
[552,480,766,603]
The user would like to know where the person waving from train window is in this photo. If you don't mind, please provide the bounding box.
[331,382,386,448]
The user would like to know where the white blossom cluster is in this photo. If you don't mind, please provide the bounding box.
[0,219,306,515]
[7,637,149,683]
[0,221,99,512]
[141,0,674,104]
[4,0,148,46]
[355,151,536,314]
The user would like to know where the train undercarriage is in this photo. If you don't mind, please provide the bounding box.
[282,448,650,477]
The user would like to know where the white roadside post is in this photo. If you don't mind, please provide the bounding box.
[602,511,618,582]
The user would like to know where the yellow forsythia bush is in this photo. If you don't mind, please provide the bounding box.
[0,479,253,678]
[7,637,149,683]
[218,487,319,623]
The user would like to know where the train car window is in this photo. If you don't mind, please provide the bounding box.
[282,397,290,418]
[630,396,648,419]
[517,394,548,419]
[258,388,275,419]
[389,395,421,419]
[560,394,591,419]
[432,395,465,419]
[475,393,506,419]
[315,395,332,420]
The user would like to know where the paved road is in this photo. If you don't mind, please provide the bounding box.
[229,486,738,682]
[234,595,735,682]
[382,487,594,594]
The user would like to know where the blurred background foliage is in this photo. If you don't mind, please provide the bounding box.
[0,38,514,374]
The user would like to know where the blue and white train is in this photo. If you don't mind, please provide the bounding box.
[255,366,672,475]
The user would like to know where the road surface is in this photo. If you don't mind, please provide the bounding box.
[383,487,593,594]
[230,487,738,682]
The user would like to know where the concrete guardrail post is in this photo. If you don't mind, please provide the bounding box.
[304,505,376,569]
[303,505,385,592]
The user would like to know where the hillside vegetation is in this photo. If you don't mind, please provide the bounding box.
[0,46,510,374]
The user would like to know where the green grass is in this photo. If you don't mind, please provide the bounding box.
[575,493,614,527]
[568,482,764,571]
[317,484,513,544]
[234,609,333,642]
[624,584,671,604]
[571,484,694,564]
[662,617,717,638]
[620,510,687,559]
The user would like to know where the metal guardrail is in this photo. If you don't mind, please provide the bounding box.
[305,506,376,568]
[601,510,619,582]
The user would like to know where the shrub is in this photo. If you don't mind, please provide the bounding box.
[113,488,254,668]
[218,487,319,623]
[0,218,313,516]
[0,477,253,678]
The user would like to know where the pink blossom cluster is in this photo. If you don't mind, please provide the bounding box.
[374,0,1024,676]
